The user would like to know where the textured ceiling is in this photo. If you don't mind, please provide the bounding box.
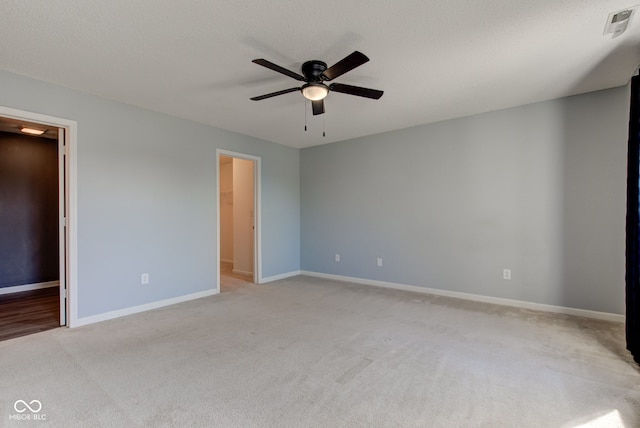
[0,1,639,148]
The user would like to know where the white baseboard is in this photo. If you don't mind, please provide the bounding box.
[261,270,301,284]
[0,281,59,295]
[220,258,233,264]
[232,269,254,277]
[301,271,625,323]
[73,288,219,328]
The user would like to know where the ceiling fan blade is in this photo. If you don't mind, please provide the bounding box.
[321,51,369,81]
[252,59,305,81]
[250,87,300,101]
[329,83,383,99]
[312,99,325,115]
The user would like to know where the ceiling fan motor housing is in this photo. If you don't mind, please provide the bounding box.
[302,60,328,81]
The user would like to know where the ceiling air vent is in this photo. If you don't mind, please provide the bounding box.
[604,7,636,38]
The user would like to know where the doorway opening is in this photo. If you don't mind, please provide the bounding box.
[0,106,77,335]
[216,150,261,293]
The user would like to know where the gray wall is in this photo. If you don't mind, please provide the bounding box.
[0,67,628,318]
[0,70,300,319]
[301,86,629,315]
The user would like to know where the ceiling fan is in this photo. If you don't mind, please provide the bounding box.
[250,51,383,115]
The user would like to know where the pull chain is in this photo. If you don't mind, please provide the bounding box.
[323,115,325,137]
[303,102,327,137]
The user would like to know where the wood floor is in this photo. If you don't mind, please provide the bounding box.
[0,287,60,342]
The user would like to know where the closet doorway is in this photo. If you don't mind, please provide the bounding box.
[217,150,261,292]
[0,114,69,340]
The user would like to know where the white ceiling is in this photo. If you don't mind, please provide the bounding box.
[1,1,639,148]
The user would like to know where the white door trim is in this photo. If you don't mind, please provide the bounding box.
[0,105,78,327]
[216,149,262,291]
[58,127,66,325]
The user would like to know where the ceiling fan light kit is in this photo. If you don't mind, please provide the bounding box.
[301,82,329,101]
[250,51,383,116]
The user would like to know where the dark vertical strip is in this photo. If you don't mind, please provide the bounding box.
[626,74,640,364]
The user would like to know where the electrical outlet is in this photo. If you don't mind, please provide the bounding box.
[503,269,511,280]
[377,257,383,267]
[335,253,340,262]
[141,273,150,284]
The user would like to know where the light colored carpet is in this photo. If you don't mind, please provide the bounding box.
[0,275,639,427]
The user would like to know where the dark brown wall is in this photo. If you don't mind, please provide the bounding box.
[0,131,59,288]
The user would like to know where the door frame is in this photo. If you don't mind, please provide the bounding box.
[216,149,262,291]
[58,128,66,325]
[0,105,78,327]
